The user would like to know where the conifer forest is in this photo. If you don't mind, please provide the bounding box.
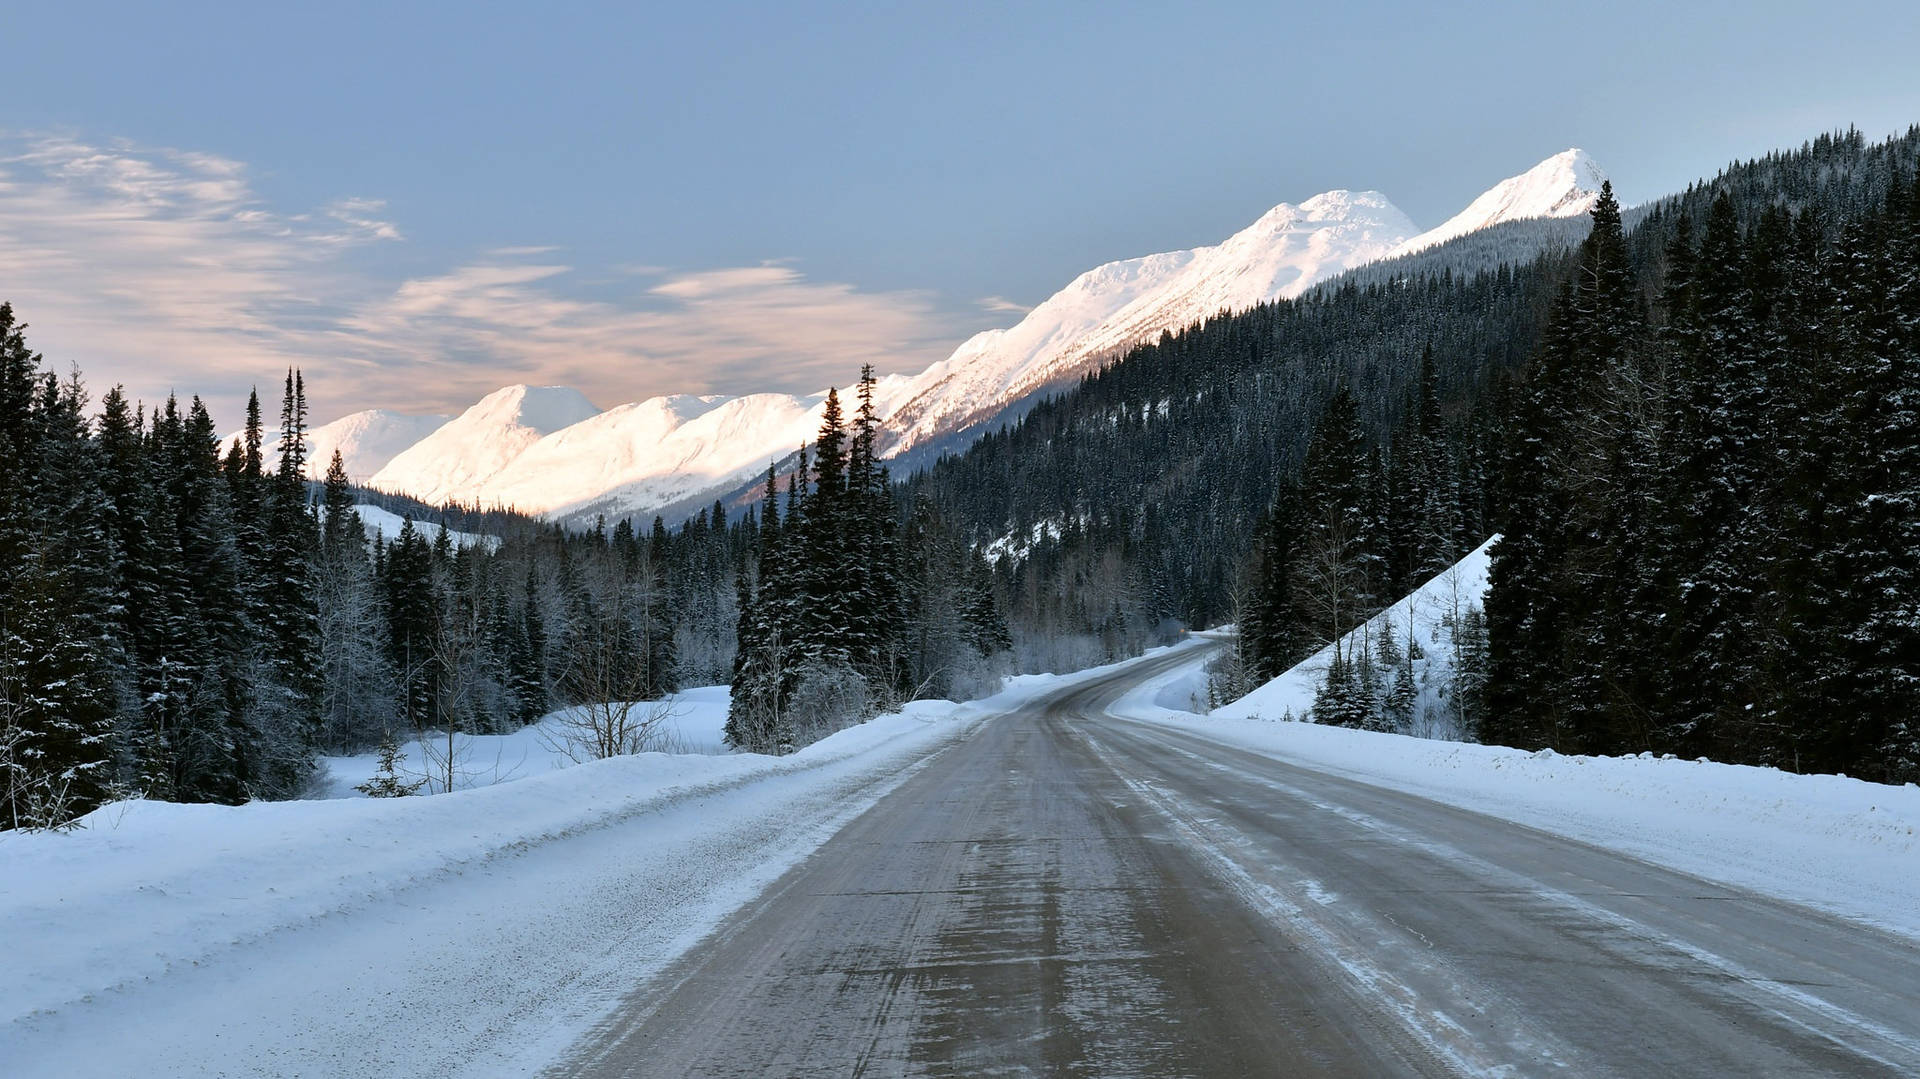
[4,129,1918,834]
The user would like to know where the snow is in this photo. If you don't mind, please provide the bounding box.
[1120,697,1920,941]
[359,376,923,522]
[6,589,1915,1075]
[1392,149,1607,257]
[348,503,494,549]
[0,668,1128,1077]
[317,685,734,798]
[367,384,602,506]
[222,408,449,484]
[1215,536,1495,723]
[479,378,921,520]
[881,189,1418,459]
[1112,549,1920,943]
[471,393,730,514]
[351,154,1598,524]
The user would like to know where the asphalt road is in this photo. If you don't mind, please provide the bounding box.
[552,647,1920,1077]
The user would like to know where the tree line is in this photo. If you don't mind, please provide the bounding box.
[1482,175,1920,781]
[1225,355,1495,735]
[0,319,755,828]
[911,126,1919,774]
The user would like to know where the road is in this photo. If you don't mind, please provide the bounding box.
[552,647,1920,1078]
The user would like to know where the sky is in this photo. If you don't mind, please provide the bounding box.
[2,1,1916,426]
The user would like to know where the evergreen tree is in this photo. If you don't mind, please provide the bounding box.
[355,731,423,797]
[252,370,321,795]
[0,341,120,827]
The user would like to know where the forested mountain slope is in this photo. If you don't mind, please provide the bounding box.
[909,128,1920,676]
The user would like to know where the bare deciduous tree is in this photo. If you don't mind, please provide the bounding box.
[543,554,677,762]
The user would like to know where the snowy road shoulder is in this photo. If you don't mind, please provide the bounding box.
[0,676,1117,1078]
[1111,644,1920,942]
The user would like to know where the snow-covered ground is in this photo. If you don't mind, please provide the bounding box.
[317,685,732,798]
[0,668,1125,1077]
[349,503,494,549]
[1214,537,1493,726]
[10,551,1916,1075]
[1116,562,1920,942]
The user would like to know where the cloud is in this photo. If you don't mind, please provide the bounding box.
[0,133,968,426]
[976,294,1032,316]
[320,198,403,243]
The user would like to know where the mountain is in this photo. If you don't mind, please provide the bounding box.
[354,151,1605,522]
[880,190,1417,458]
[368,385,602,506]
[468,378,918,518]
[524,377,924,521]
[1392,149,1606,257]
[223,408,449,483]
[302,409,450,483]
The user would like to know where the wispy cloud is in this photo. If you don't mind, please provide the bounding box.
[977,294,1031,316]
[0,133,968,424]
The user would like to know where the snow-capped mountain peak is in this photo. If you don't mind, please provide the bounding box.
[1393,149,1607,256]
[369,385,602,506]
[878,187,1417,457]
[222,408,450,484]
[353,152,1604,523]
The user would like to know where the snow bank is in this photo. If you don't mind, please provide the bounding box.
[0,664,1139,1076]
[1114,623,1920,941]
[318,685,733,798]
[1121,706,1920,939]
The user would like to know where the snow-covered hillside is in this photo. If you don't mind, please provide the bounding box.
[471,376,921,519]
[880,189,1417,457]
[351,152,1604,523]
[1392,149,1606,257]
[223,408,448,483]
[349,504,494,549]
[1216,537,1495,724]
[368,385,602,506]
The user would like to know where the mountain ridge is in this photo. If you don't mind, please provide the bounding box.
[347,151,1607,521]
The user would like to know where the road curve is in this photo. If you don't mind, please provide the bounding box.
[551,648,1920,1078]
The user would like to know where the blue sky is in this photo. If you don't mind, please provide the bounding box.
[3,1,1916,424]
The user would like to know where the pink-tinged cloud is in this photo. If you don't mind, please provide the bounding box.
[0,134,969,426]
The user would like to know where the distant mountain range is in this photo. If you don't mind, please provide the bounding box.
[298,150,1607,522]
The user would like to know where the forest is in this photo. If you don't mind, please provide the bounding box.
[7,128,1917,829]
[913,128,1920,779]
[0,340,1005,828]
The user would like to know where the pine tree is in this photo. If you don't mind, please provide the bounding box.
[0,347,121,827]
[314,450,396,749]
[1451,604,1490,741]
[173,397,253,803]
[1383,662,1418,733]
[510,564,549,725]
[1657,192,1762,758]
[1295,387,1371,650]
[250,370,322,795]
[1485,184,1641,752]
[1241,482,1309,679]
[795,389,854,666]
[846,367,906,694]
[1311,645,1372,729]
[383,517,438,730]
[355,731,423,797]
